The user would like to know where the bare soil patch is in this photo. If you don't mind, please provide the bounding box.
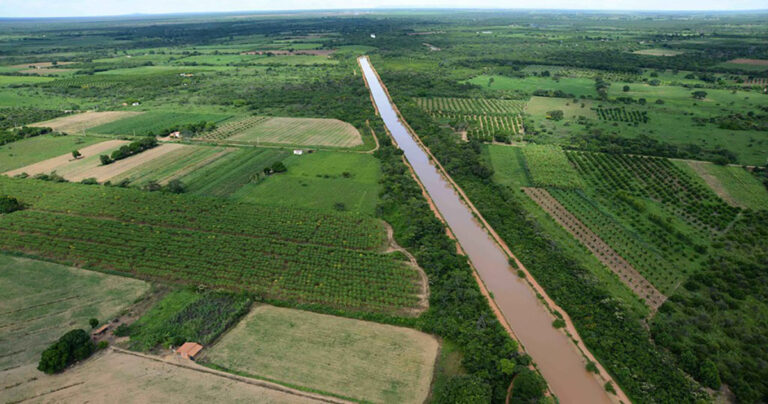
[1,349,332,404]
[30,111,143,134]
[4,140,128,178]
[523,187,666,311]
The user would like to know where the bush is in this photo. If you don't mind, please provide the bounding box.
[511,368,547,402]
[165,179,186,194]
[37,329,95,374]
[0,195,23,214]
[271,161,287,173]
[433,375,492,404]
[89,318,99,329]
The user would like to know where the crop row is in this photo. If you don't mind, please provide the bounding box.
[0,210,420,313]
[416,97,525,114]
[567,151,739,232]
[198,116,269,140]
[548,188,683,295]
[0,177,385,250]
[594,107,648,123]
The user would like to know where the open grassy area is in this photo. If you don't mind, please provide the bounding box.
[521,144,585,188]
[0,254,149,370]
[108,144,234,186]
[181,147,290,196]
[225,117,362,148]
[467,74,596,98]
[90,111,232,136]
[29,111,143,134]
[0,135,103,172]
[202,305,438,403]
[680,161,768,210]
[232,151,381,214]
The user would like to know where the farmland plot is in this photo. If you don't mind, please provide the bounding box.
[90,111,232,136]
[0,255,148,371]
[521,144,584,188]
[0,178,422,314]
[4,139,128,178]
[108,144,234,186]
[3,350,320,404]
[0,135,103,172]
[181,147,290,196]
[29,111,143,134]
[416,97,525,142]
[683,160,768,210]
[203,305,438,404]
[224,117,362,148]
[523,188,666,309]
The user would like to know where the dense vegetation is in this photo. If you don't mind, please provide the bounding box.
[37,329,95,374]
[101,137,157,164]
[125,289,252,351]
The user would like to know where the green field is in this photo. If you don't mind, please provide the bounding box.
[680,161,768,210]
[202,305,438,403]
[181,147,289,196]
[108,144,234,186]
[232,151,381,214]
[521,144,585,188]
[0,254,149,370]
[467,74,596,98]
[224,117,362,148]
[0,135,103,172]
[90,111,232,136]
[125,289,251,351]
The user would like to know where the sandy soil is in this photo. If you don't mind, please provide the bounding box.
[4,140,128,177]
[727,58,768,66]
[67,143,187,182]
[383,222,429,315]
[30,111,143,134]
[1,349,340,404]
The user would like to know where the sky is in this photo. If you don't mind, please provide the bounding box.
[1,0,765,18]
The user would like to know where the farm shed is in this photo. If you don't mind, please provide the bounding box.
[92,324,110,336]
[176,342,204,360]
[293,149,303,155]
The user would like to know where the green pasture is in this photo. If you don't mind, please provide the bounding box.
[0,135,103,172]
[90,111,232,136]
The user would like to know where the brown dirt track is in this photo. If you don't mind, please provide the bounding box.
[523,187,666,311]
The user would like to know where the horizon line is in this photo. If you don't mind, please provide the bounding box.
[2,7,768,20]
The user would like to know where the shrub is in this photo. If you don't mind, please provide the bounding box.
[89,318,99,329]
[165,179,186,194]
[37,329,95,374]
[0,195,23,214]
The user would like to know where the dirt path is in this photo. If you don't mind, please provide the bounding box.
[4,140,128,177]
[523,187,666,311]
[359,55,630,404]
[383,222,429,315]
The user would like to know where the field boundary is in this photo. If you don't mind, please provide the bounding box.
[359,55,629,404]
[109,348,351,404]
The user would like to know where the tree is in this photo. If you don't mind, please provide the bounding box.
[72,150,82,159]
[144,180,162,192]
[99,155,113,165]
[89,318,99,329]
[271,161,287,173]
[511,368,546,402]
[433,375,492,404]
[38,329,95,374]
[623,85,630,92]
[692,91,708,100]
[547,110,564,121]
[0,195,22,214]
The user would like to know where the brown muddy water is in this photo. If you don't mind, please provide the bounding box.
[359,56,611,404]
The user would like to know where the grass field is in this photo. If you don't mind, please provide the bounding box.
[0,135,103,172]
[632,49,685,56]
[524,96,596,119]
[181,147,290,196]
[90,111,232,136]
[30,111,143,134]
[224,117,362,148]
[4,139,128,178]
[202,305,438,403]
[467,74,596,98]
[521,144,585,188]
[108,144,234,186]
[681,161,768,210]
[0,254,149,371]
[232,151,381,214]
[2,350,314,404]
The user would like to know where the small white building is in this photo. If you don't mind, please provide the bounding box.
[370,34,376,39]
[131,102,140,106]
[293,149,303,156]
[169,131,182,139]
